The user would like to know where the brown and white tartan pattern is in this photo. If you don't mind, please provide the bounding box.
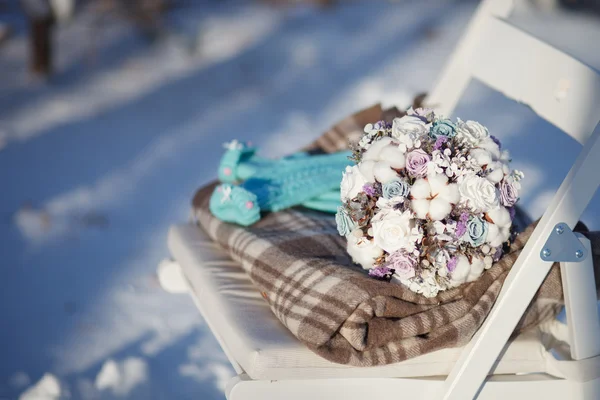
[192,104,600,366]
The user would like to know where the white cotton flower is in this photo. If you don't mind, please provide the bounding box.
[362,137,394,160]
[467,257,485,282]
[371,209,422,254]
[485,207,512,247]
[456,119,489,146]
[485,161,506,184]
[477,136,501,160]
[379,145,407,168]
[469,148,492,167]
[360,137,405,183]
[410,174,460,221]
[358,160,375,181]
[346,229,384,270]
[459,174,500,212]
[450,255,471,286]
[448,255,485,286]
[340,165,368,201]
[373,161,401,183]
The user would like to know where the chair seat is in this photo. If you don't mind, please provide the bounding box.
[168,224,570,381]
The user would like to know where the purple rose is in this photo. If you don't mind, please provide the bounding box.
[405,149,430,178]
[500,180,519,207]
[386,251,417,280]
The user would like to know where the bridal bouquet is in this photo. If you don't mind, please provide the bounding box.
[335,108,524,297]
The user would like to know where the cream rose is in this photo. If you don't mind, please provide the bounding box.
[459,175,499,212]
[371,209,422,254]
[456,119,489,146]
[340,165,367,201]
[346,229,384,269]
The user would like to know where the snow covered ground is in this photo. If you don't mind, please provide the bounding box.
[1,0,599,399]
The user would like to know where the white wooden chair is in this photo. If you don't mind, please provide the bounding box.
[165,0,600,398]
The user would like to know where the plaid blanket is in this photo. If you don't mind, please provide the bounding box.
[192,104,600,366]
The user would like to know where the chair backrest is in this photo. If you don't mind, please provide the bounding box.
[427,1,600,399]
[426,0,600,145]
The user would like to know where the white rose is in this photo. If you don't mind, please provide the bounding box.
[392,116,428,138]
[346,230,384,270]
[391,116,428,152]
[456,119,489,146]
[371,209,422,254]
[340,165,368,201]
[459,175,499,212]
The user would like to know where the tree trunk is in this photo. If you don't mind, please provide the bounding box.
[29,16,54,76]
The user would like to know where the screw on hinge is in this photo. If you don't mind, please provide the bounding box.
[542,248,552,258]
[556,225,564,235]
[575,250,584,259]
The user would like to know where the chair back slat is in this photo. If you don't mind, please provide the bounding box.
[471,17,600,144]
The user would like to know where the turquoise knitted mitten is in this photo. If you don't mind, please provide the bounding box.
[210,144,352,226]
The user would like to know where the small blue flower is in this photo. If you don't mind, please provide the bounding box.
[335,206,357,236]
[429,119,457,140]
[462,216,488,247]
[382,180,410,199]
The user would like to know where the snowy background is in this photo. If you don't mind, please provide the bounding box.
[1,0,600,399]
